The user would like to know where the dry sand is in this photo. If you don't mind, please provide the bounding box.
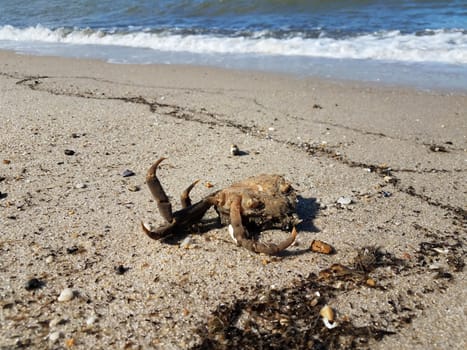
[0,50,466,349]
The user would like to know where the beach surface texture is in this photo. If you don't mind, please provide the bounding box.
[0,50,466,349]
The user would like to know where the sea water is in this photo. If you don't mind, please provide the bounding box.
[0,0,466,90]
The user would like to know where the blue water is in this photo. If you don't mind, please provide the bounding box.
[0,0,466,90]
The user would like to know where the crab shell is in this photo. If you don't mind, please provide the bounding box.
[213,174,300,232]
[142,158,300,255]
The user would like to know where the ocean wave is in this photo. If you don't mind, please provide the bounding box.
[0,25,466,64]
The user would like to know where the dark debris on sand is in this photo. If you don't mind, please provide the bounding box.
[192,241,467,350]
[192,274,394,350]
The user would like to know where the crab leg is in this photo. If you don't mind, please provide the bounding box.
[143,158,218,240]
[181,179,200,208]
[228,196,297,255]
[146,157,173,223]
[141,221,177,240]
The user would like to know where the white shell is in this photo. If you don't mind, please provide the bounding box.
[48,331,62,342]
[323,318,338,329]
[320,305,338,329]
[57,288,74,302]
[180,236,192,249]
[433,247,449,254]
[337,196,352,205]
[86,315,98,326]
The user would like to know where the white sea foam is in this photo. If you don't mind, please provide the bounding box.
[0,25,466,65]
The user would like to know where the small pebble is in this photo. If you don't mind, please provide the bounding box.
[2,159,11,164]
[366,278,377,287]
[75,183,86,189]
[45,255,54,264]
[127,185,140,192]
[49,317,67,328]
[66,246,79,254]
[25,278,45,291]
[58,288,74,302]
[230,144,240,156]
[86,315,98,326]
[180,236,192,249]
[122,169,135,177]
[115,265,129,275]
[48,331,62,343]
[64,149,75,156]
[336,196,352,205]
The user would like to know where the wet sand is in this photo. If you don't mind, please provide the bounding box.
[0,50,466,349]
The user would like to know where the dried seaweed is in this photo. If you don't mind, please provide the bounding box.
[193,276,393,350]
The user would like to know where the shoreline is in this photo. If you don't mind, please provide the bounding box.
[0,50,466,349]
[3,47,467,93]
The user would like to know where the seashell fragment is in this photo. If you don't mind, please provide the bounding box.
[309,298,319,307]
[86,315,98,326]
[180,236,192,249]
[127,185,140,192]
[323,318,338,329]
[383,175,396,184]
[336,196,352,206]
[48,331,62,343]
[57,288,74,302]
[122,169,135,177]
[433,247,449,254]
[310,240,334,254]
[319,305,335,322]
[320,305,338,329]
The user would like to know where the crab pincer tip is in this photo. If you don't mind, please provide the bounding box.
[141,221,151,235]
[291,226,298,240]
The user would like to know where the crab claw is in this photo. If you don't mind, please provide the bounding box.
[143,158,216,240]
[181,179,200,208]
[141,221,177,240]
[229,196,297,255]
[229,225,297,255]
[146,157,173,223]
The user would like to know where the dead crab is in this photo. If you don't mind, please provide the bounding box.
[141,158,301,255]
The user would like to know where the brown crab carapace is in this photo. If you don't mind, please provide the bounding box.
[141,158,300,255]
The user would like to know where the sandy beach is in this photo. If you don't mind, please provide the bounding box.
[0,50,466,349]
